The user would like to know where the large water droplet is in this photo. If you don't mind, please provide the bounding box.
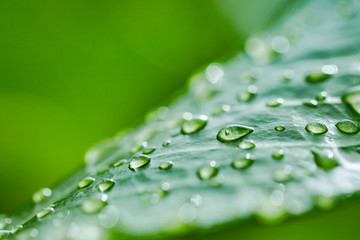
[275,125,285,131]
[266,98,284,107]
[303,99,318,108]
[231,154,253,169]
[342,87,360,115]
[312,151,339,170]
[159,161,173,170]
[32,188,52,203]
[98,179,115,192]
[238,140,256,150]
[129,155,151,170]
[37,207,55,219]
[336,119,359,134]
[143,148,156,155]
[81,199,107,214]
[181,116,208,134]
[217,125,254,142]
[305,122,328,134]
[197,164,219,180]
[78,177,95,189]
[272,150,284,160]
[305,65,338,83]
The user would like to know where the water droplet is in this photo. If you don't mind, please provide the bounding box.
[336,119,359,134]
[342,87,360,115]
[305,122,328,135]
[205,63,224,84]
[159,161,173,170]
[272,150,284,160]
[11,225,23,234]
[231,154,253,169]
[98,179,115,192]
[142,148,156,155]
[37,207,55,219]
[97,166,109,175]
[315,195,335,210]
[178,204,197,223]
[275,125,285,131]
[282,70,294,83]
[217,125,254,142]
[237,86,257,102]
[190,194,203,207]
[266,98,284,107]
[29,228,39,238]
[78,177,95,189]
[85,140,118,165]
[312,151,339,170]
[212,105,231,116]
[0,230,10,239]
[162,140,170,147]
[32,188,52,203]
[305,65,338,83]
[303,99,318,108]
[181,115,208,134]
[113,159,127,167]
[316,91,327,101]
[271,36,290,54]
[0,215,11,230]
[197,164,219,180]
[273,167,292,183]
[238,140,256,150]
[129,155,151,170]
[81,199,107,214]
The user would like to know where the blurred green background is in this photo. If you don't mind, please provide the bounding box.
[0,0,287,213]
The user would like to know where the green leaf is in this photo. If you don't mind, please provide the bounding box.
[4,0,360,239]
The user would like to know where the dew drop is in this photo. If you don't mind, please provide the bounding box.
[197,164,219,180]
[159,161,173,170]
[162,140,170,147]
[78,177,95,189]
[303,99,318,108]
[113,159,127,167]
[266,98,284,107]
[272,150,284,160]
[335,119,359,134]
[273,168,292,183]
[342,87,360,115]
[81,199,107,214]
[98,179,115,192]
[312,151,339,170]
[237,86,257,102]
[231,154,253,169]
[0,215,11,230]
[11,225,23,234]
[212,105,231,116]
[316,91,327,101]
[217,125,254,142]
[142,148,156,155]
[181,116,208,134]
[282,69,294,83]
[305,122,328,135]
[37,207,55,219]
[129,155,151,170]
[97,166,109,175]
[238,140,256,150]
[315,195,335,210]
[32,188,52,203]
[305,65,337,83]
[275,125,285,132]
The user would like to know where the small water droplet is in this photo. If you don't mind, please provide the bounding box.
[237,86,257,102]
[32,188,52,203]
[181,116,208,134]
[142,148,156,155]
[0,215,11,230]
[336,119,359,134]
[273,167,292,183]
[305,65,337,83]
[182,112,193,120]
[303,99,318,108]
[97,166,109,175]
[282,69,294,83]
[342,87,360,115]
[29,228,39,238]
[178,203,197,223]
[238,140,256,150]
[272,150,284,160]
[37,207,55,219]
[316,91,327,101]
[190,194,203,207]
[217,125,254,142]
[231,154,253,169]
[315,195,336,210]
[212,105,231,116]
[312,151,339,170]
[78,177,95,189]
[98,179,115,192]
[266,98,284,107]
[271,36,290,54]
[275,125,285,131]
[162,140,170,147]
[129,155,151,170]
[81,199,107,214]
[11,225,23,234]
[205,63,224,84]
[305,122,328,135]
[159,161,173,170]
[113,159,127,167]
[197,164,219,180]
